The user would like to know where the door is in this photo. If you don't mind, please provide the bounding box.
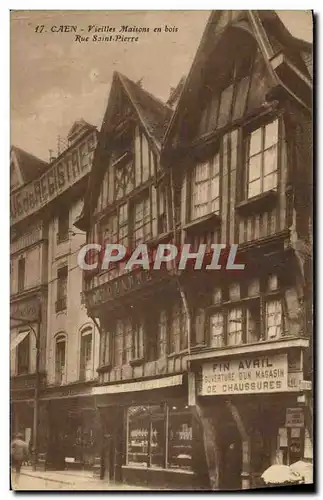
[219,422,242,491]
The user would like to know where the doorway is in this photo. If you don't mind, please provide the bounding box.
[218,419,242,490]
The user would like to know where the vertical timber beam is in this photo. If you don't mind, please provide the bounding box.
[225,400,251,490]
[194,403,220,490]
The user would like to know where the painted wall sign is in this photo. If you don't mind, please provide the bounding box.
[10,297,40,323]
[86,268,169,308]
[92,374,183,395]
[200,353,288,395]
[10,132,96,224]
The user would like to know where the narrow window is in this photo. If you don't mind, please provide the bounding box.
[56,266,68,312]
[57,210,69,243]
[55,335,66,385]
[18,257,25,293]
[80,328,92,381]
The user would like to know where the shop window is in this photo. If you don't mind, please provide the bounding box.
[265,299,283,340]
[227,308,243,346]
[55,334,66,385]
[17,331,30,375]
[56,266,68,312]
[245,119,279,199]
[126,404,192,471]
[168,406,193,471]
[17,257,25,293]
[191,153,220,220]
[80,327,92,381]
[57,211,69,243]
[210,312,224,348]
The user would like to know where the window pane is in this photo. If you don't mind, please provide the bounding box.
[249,128,262,156]
[210,313,224,348]
[264,145,277,176]
[127,406,149,467]
[227,308,243,346]
[211,176,220,202]
[248,179,261,198]
[265,120,279,149]
[195,163,208,182]
[263,172,277,192]
[150,418,165,468]
[266,300,282,339]
[248,154,261,182]
[168,409,193,471]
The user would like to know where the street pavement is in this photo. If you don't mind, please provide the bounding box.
[11,468,153,491]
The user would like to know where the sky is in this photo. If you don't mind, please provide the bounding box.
[10,10,313,162]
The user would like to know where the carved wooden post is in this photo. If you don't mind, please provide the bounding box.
[194,404,220,490]
[225,400,251,490]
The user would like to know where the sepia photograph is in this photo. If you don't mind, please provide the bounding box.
[10,9,313,492]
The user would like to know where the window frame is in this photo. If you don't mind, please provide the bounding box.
[190,152,221,221]
[244,117,281,201]
[17,257,25,293]
[55,334,67,385]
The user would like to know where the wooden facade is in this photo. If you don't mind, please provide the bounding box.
[78,10,312,491]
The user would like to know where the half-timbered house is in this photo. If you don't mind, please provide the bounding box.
[76,73,211,489]
[161,9,313,490]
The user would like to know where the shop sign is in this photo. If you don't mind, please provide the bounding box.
[200,353,288,396]
[92,374,183,395]
[287,372,312,391]
[10,133,95,224]
[87,268,168,307]
[10,298,40,323]
[285,408,304,428]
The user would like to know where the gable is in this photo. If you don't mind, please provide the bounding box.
[10,159,22,191]
[163,10,312,152]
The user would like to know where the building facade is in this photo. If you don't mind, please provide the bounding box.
[10,147,50,457]
[10,120,100,470]
[78,10,312,491]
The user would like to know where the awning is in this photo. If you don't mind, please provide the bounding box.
[10,330,30,351]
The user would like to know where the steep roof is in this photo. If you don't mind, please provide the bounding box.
[117,73,173,147]
[75,73,174,230]
[162,10,312,152]
[11,146,49,183]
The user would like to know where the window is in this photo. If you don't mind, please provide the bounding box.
[56,266,68,312]
[18,257,25,293]
[118,203,128,246]
[133,195,151,245]
[100,328,111,367]
[266,300,283,340]
[158,310,168,357]
[210,313,224,348]
[17,332,30,375]
[246,119,279,199]
[112,317,144,366]
[80,328,92,381]
[169,303,187,354]
[55,335,66,385]
[227,308,243,346]
[126,404,192,471]
[157,187,168,234]
[57,211,69,243]
[134,128,152,187]
[191,153,220,220]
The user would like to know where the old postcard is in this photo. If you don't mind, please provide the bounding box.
[10,10,313,491]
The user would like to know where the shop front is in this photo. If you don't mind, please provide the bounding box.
[93,374,208,490]
[41,384,99,471]
[194,348,312,490]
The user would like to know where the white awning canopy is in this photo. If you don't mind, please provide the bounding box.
[10,330,30,351]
